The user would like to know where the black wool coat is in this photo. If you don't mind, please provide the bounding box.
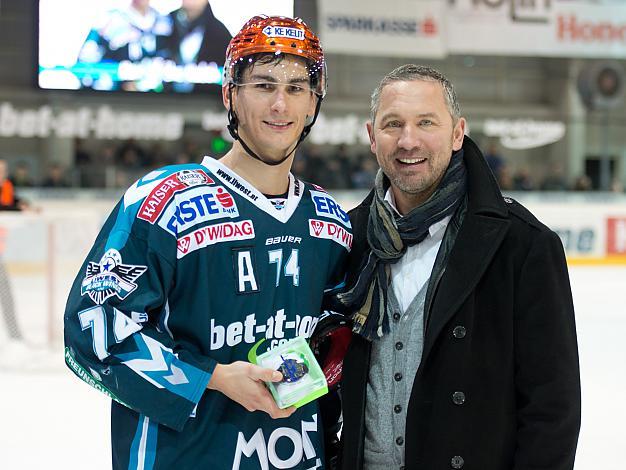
[338,137,581,470]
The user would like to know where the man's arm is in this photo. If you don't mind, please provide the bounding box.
[513,229,581,469]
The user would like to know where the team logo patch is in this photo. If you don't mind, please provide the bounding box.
[177,220,255,258]
[310,190,351,228]
[309,219,352,251]
[81,249,147,304]
[269,198,287,211]
[262,25,304,40]
[137,169,214,223]
[158,186,239,236]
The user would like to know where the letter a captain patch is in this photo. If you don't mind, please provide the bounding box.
[233,248,259,294]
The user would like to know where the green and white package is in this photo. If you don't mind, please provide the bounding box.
[252,336,328,409]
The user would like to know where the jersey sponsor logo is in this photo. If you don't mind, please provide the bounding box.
[232,413,320,470]
[64,347,131,408]
[137,169,214,223]
[158,186,239,236]
[177,220,255,258]
[216,168,259,202]
[210,309,319,351]
[309,190,351,228]
[309,219,353,251]
[261,25,305,40]
[81,249,147,304]
[265,236,302,245]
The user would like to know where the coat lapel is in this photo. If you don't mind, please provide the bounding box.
[422,213,509,362]
[422,137,511,362]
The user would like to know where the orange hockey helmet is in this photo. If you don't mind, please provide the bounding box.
[224,15,327,97]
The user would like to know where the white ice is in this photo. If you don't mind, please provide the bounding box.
[1,265,624,469]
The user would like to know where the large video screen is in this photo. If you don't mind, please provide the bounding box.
[38,0,294,93]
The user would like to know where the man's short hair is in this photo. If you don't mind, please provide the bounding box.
[370,64,461,125]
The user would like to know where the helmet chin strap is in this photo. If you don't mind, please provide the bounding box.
[226,84,323,167]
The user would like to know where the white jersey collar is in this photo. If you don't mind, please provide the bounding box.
[201,156,303,224]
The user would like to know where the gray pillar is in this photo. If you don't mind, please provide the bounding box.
[562,59,587,184]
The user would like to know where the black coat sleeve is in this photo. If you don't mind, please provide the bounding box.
[513,229,581,470]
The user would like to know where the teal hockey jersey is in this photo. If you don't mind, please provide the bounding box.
[64,156,351,470]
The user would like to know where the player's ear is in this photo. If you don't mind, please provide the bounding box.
[222,85,233,110]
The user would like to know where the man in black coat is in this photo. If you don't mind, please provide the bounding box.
[331,65,581,470]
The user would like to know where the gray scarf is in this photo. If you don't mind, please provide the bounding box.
[335,150,467,340]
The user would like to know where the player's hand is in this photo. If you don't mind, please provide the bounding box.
[207,361,296,419]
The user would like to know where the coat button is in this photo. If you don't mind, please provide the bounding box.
[394,404,402,413]
[395,436,404,446]
[394,372,403,381]
[452,391,466,405]
[451,455,464,469]
[395,341,403,351]
[452,326,466,339]
[393,312,401,322]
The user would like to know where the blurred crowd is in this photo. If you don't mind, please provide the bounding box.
[482,143,624,193]
[3,139,623,193]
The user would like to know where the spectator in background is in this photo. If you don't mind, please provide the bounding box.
[335,144,355,187]
[321,159,351,189]
[301,145,327,184]
[610,178,624,193]
[291,156,310,182]
[115,139,148,168]
[174,152,192,165]
[74,138,92,166]
[41,164,69,188]
[498,165,514,191]
[182,139,202,162]
[74,139,95,187]
[11,162,34,188]
[484,142,505,182]
[148,143,172,168]
[541,162,568,191]
[573,175,592,191]
[351,156,378,189]
[0,160,27,211]
[513,167,534,191]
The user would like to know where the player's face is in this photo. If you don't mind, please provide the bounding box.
[224,56,317,163]
[367,79,465,213]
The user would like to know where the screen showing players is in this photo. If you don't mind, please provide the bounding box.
[38,0,294,93]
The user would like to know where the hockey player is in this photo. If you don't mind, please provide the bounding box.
[64,16,350,470]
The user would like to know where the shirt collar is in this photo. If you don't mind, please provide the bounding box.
[384,188,451,238]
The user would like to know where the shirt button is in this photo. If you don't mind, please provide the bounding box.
[395,436,404,446]
[453,326,466,339]
[394,404,402,413]
[452,391,466,405]
[394,372,403,381]
[451,455,465,469]
[395,341,403,351]
[393,312,401,322]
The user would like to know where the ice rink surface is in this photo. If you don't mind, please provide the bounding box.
[1,265,624,469]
